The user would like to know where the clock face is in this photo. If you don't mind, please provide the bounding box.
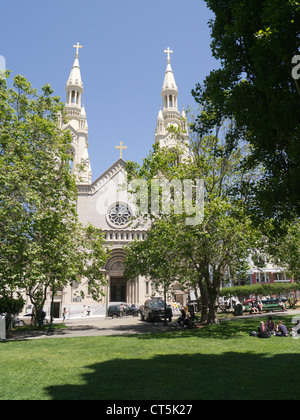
[108,203,131,227]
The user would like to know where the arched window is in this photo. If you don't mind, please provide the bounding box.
[69,147,75,170]
[71,90,76,103]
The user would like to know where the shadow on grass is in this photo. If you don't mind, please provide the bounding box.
[45,351,300,400]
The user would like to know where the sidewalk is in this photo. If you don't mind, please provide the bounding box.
[5,315,181,341]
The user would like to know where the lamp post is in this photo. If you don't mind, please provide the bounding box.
[48,285,55,333]
[163,285,168,327]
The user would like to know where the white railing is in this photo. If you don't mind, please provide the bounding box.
[274,279,291,283]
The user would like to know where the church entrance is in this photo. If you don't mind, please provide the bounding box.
[110,278,127,302]
[52,302,60,318]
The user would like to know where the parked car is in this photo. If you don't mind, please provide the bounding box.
[108,304,139,319]
[14,313,49,326]
[140,299,172,322]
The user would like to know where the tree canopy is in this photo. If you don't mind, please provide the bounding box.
[0,72,109,320]
[194,0,300,222]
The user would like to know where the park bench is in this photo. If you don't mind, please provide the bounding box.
[244,303,286,314]
[263,303,286,312]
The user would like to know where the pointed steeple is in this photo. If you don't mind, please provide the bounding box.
[79,103,88,131]
[162,47,178,93]
[155,48,189,158]
[155,106,164,137]
[67,55,83,89]
[65,43,84,112]
[161,47,179,113]
[62,44,92,185]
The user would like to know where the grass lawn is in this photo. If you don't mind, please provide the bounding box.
[1,315,300,400]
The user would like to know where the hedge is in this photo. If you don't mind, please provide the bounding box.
[220,282,300,299]
[0,296,25,314]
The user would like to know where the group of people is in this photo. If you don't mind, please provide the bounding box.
[248,297,287,314]
[81,305,91,318]
[249,298,264,314]
[251,316,300,338]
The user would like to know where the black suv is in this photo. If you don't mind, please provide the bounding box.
[140,299,172,322]
[108,304,139,319]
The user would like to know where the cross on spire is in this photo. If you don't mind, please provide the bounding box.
[73,42,83,57]
[115,141,127,159]
[164,47,173,62]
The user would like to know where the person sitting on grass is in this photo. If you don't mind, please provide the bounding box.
[266,316,276,335]
[257,321,271,338]
[182,313,193,329]
[250,321,271,338]
[275,321,289,337]
[177,307,186,326]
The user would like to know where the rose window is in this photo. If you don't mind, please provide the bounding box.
[108,204,131,227]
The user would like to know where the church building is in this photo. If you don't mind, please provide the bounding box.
[44,44,190,318]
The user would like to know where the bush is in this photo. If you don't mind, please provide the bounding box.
[0,296,25,314]
[220,283,300,299]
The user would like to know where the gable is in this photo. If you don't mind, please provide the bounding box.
[77,158,134,229]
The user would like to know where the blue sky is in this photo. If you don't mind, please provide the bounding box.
[0,0,218,179]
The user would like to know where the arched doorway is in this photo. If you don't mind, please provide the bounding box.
[105,250,141,306]
[110,278,127,302]
[106,252,127,303]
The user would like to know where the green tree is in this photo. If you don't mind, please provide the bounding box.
[268,219,300,282]
[0,72,109,323]
[194,0,300,222]
[125,118,262,324]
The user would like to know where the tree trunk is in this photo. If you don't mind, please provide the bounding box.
[205,269,221,325]
[198,278,208,323]
[207,288,220,325]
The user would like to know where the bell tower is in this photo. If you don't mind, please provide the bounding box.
[63,43,92,185]
[155,48,189,157]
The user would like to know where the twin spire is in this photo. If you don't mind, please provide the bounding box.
[64,44,188,185]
